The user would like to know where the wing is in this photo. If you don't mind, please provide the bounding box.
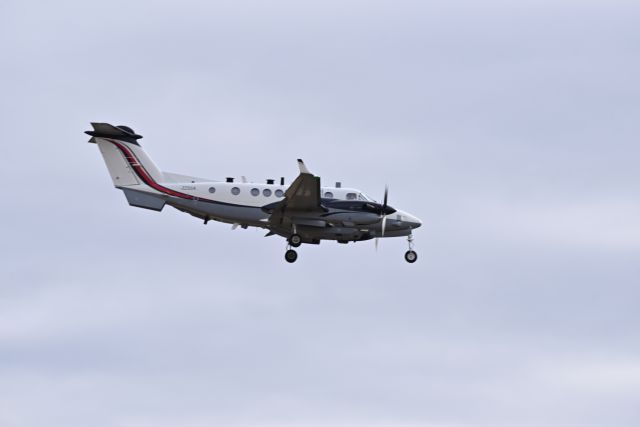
[265,159,325,228]
[284,159,323,212]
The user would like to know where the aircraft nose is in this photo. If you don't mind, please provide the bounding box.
[396,210,422,229]
[408,214,422,229]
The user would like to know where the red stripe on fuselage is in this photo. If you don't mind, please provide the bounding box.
[107,139,266,210]
[108,139,199,201]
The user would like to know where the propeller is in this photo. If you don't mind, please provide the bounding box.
[375,185,389,251]
[381,185,388,237]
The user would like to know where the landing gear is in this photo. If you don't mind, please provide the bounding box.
[405,234,418,263]
[405,250,418,263]
[289,233,302,248]
[285,249,298,263]
[285,225,301,262]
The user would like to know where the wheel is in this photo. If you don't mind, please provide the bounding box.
[404,250,418,263]
[290,234,302,247]
[285,249,298,263]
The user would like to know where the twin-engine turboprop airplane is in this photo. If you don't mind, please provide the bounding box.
[86,123,422,263]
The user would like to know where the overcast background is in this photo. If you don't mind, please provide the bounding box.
[1,1,639,426]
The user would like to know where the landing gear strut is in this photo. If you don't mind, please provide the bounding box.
[404,234,418,263]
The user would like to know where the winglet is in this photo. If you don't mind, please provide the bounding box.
[297,159,311,174]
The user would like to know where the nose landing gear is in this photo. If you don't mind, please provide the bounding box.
[404,234,418,263]
[405,250,417,263]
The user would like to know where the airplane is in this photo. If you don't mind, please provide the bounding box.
[86,123,422,263]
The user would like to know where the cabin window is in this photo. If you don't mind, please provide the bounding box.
[346,192,357,200]
[324,191,334,198]
[250,188,260,196]
[231,187,240,195]
[208,187,216,194]
[275,189,284,198]
[263,188,272,197]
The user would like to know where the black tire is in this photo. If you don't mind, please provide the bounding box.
[290,234,302,247]
[285,249,298,263]
[404,250,418,263]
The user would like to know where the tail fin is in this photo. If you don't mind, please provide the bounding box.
[86,123,164,187]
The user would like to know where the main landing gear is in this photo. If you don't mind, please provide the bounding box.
[404,234,418,263]
[285,226,302,262]
[285,246,298,263]
[289,233,302,248]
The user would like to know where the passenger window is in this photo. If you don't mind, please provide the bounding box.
[250,188,259,196]
[263,188,272,197]
[324,191,334,198]
[208,187,216,194]
[346,192,357,200]
[275,189,284,198]
[231,187,240,195]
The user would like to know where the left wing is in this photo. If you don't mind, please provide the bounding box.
[283,159,323,212]
[264,159,325,227]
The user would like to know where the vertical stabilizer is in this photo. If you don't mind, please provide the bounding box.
[95,139,140,186]
[86,123,164,187]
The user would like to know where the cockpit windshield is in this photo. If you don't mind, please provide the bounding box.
[334,191,376,202]
[357,193,375,202]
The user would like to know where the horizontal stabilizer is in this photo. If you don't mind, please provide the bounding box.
[121,188,165,211]
[86,123,143,145]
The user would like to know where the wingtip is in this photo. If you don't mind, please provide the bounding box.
[297,159,310,174]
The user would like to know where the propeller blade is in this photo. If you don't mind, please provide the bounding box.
[381,214,387,238]
[383,185,388,210]
[375,185,389,247]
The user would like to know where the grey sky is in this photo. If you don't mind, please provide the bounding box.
[1,1,639,426]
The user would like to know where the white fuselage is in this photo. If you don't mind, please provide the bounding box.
[160,180,421,227]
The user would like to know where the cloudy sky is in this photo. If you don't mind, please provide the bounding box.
[1,1,639,426]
